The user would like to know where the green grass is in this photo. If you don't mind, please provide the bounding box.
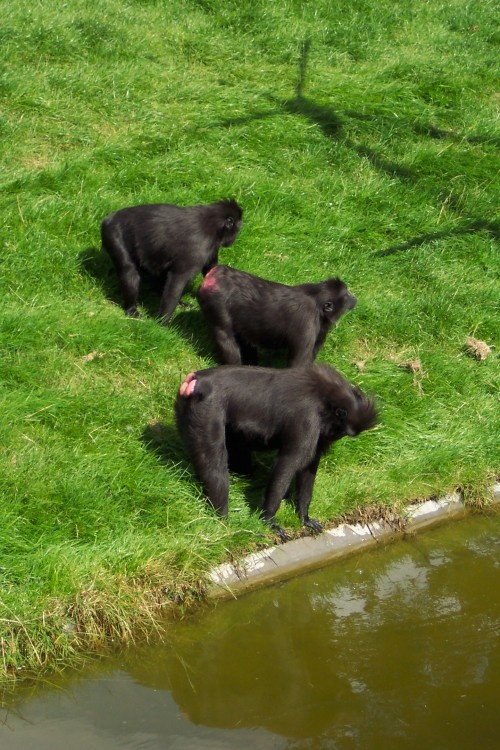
[0,0,498,683]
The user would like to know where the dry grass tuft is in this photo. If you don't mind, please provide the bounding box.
[464,337,492,361]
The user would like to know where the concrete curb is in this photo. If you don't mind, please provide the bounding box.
[208,483,500,599]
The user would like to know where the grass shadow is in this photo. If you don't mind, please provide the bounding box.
[211,92,416,181]
[413,122,500,147]
[202,36,416,182]
[283,95,416,179]
[343,111,500,148]
[201,37,497,188]
[379,218,500,256]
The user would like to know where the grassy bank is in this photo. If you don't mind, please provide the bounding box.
[0,0,498,682]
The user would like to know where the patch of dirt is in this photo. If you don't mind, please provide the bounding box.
[81,351,105,362]
[338,503,407,533]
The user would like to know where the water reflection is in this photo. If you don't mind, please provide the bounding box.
[123,515,500,746]
[2,514,499,750]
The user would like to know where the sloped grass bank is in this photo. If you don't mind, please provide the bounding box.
[0,0,498,682]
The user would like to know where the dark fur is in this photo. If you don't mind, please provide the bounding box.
[197,265,356,366]
[175,364,377,538]
[101,200,243,322]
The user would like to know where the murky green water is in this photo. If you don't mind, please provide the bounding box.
[2,514,499,749]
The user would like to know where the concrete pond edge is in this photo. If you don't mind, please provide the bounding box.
[208,483,500,599]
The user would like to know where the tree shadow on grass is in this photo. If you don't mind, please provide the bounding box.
[337,110,500,148]
[412,122,500,148]
[379,218,500,256]
[279,94,416,180]
[203,37,498,187]
[200,38,500,260]
[213,93,415,182]
[205,39,417,182]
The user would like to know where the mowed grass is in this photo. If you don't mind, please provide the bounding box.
[0,0,498,681]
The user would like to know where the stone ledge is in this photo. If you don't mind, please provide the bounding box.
[208,483,500,599]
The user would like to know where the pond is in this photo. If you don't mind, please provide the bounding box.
[2,514,499,749]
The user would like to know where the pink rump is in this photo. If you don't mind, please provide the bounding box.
[200,266,219,293]
[179,371,197,397]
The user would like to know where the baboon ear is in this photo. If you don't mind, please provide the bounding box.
[335,407,347,420]
[224,216,235,229]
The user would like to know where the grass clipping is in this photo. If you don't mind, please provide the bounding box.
[464,337,493,361]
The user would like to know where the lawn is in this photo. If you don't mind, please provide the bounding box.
[0,0,498,682]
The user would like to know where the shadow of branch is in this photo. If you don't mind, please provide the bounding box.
[198,37,493,186]
[379,218,500,256]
